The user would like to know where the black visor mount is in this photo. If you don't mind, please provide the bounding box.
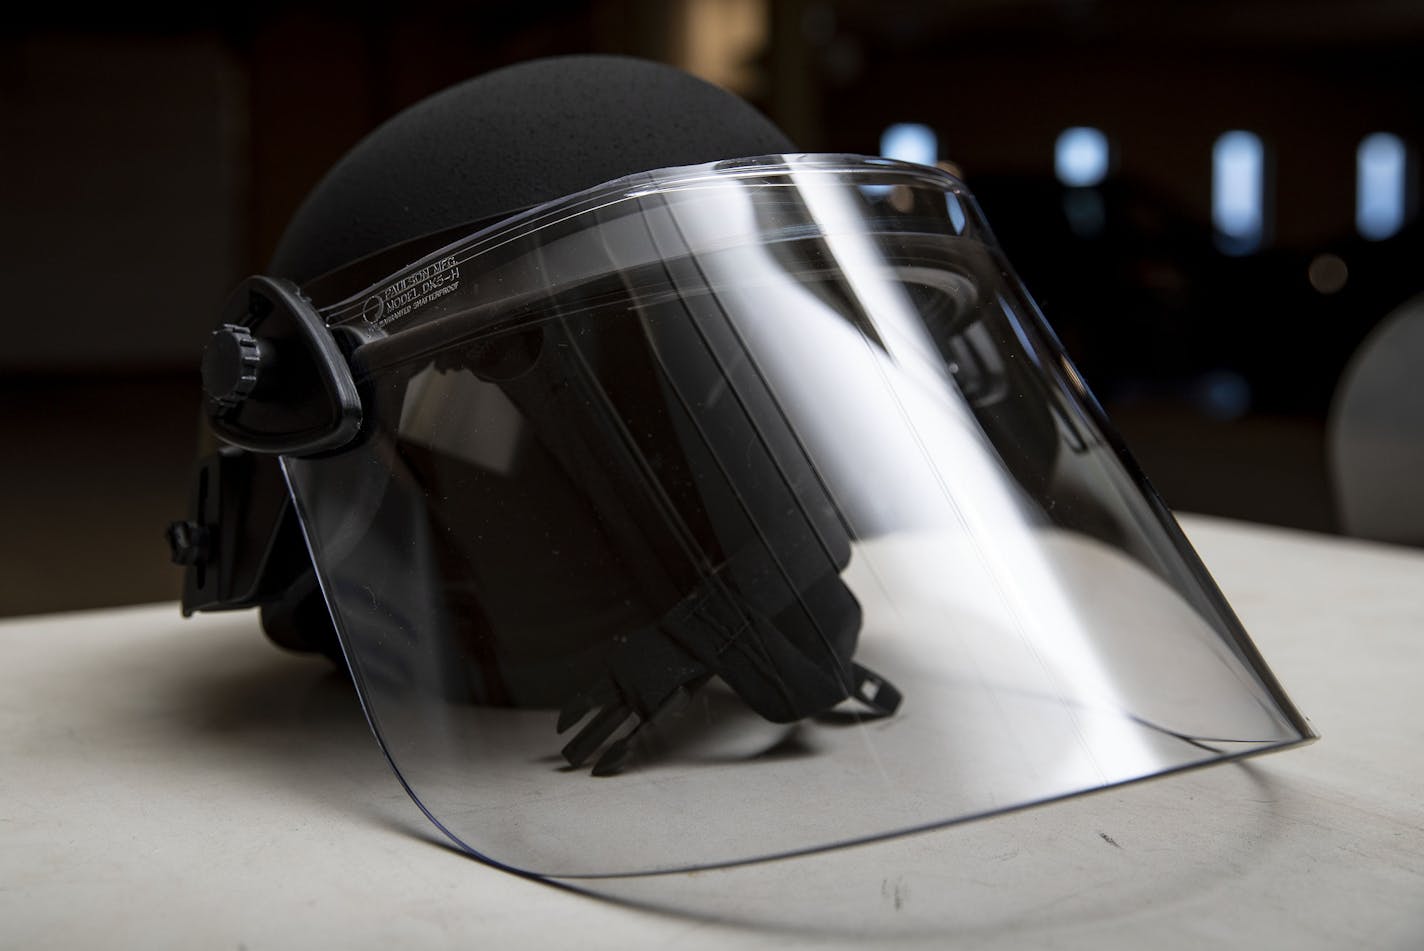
[201,276,363,457]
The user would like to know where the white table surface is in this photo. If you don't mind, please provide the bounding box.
[2,515,1421,950]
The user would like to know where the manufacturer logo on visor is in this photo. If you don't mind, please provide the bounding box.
[365,255,461,329]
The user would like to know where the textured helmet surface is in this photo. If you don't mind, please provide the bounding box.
[270,55,794,283]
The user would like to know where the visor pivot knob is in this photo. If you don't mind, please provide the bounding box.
[202,323,267,412]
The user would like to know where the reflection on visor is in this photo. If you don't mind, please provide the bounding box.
[282,156,1311,877]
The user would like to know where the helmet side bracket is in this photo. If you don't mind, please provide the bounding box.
[202,276,362,456]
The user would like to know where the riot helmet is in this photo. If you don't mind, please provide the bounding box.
[170,55,1312,878]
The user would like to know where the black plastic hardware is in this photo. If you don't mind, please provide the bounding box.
[555,556,902,776]
[170,448,312,617]
[165,520,211,567]
[204,275,363,456]
[202,323,267,411]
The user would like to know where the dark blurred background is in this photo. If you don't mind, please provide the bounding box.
[3,0,1421,616]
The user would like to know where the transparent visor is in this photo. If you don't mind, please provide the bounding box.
[282,155,1311,877]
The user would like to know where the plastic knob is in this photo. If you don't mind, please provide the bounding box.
[202,323,265,411]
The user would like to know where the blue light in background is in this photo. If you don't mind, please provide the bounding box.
[1054,127,1109,187]
[1212,131,1266,255]
[1194,370,1252,421]
[864,123,938,199]
[1357,133,1408,241]
[880,123,938,167]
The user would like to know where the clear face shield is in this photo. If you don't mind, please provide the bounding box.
[208,155,1311,877]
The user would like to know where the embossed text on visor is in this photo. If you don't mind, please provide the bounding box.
[282,157,1311,877]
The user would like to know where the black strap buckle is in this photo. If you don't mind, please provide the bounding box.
[169,448,309,616]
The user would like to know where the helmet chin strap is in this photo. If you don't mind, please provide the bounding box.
[555,546,902,777]
[430,271,903,775]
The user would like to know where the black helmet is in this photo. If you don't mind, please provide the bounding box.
[170,55,1311,878]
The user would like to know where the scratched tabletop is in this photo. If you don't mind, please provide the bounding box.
[2,515,1420,950]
